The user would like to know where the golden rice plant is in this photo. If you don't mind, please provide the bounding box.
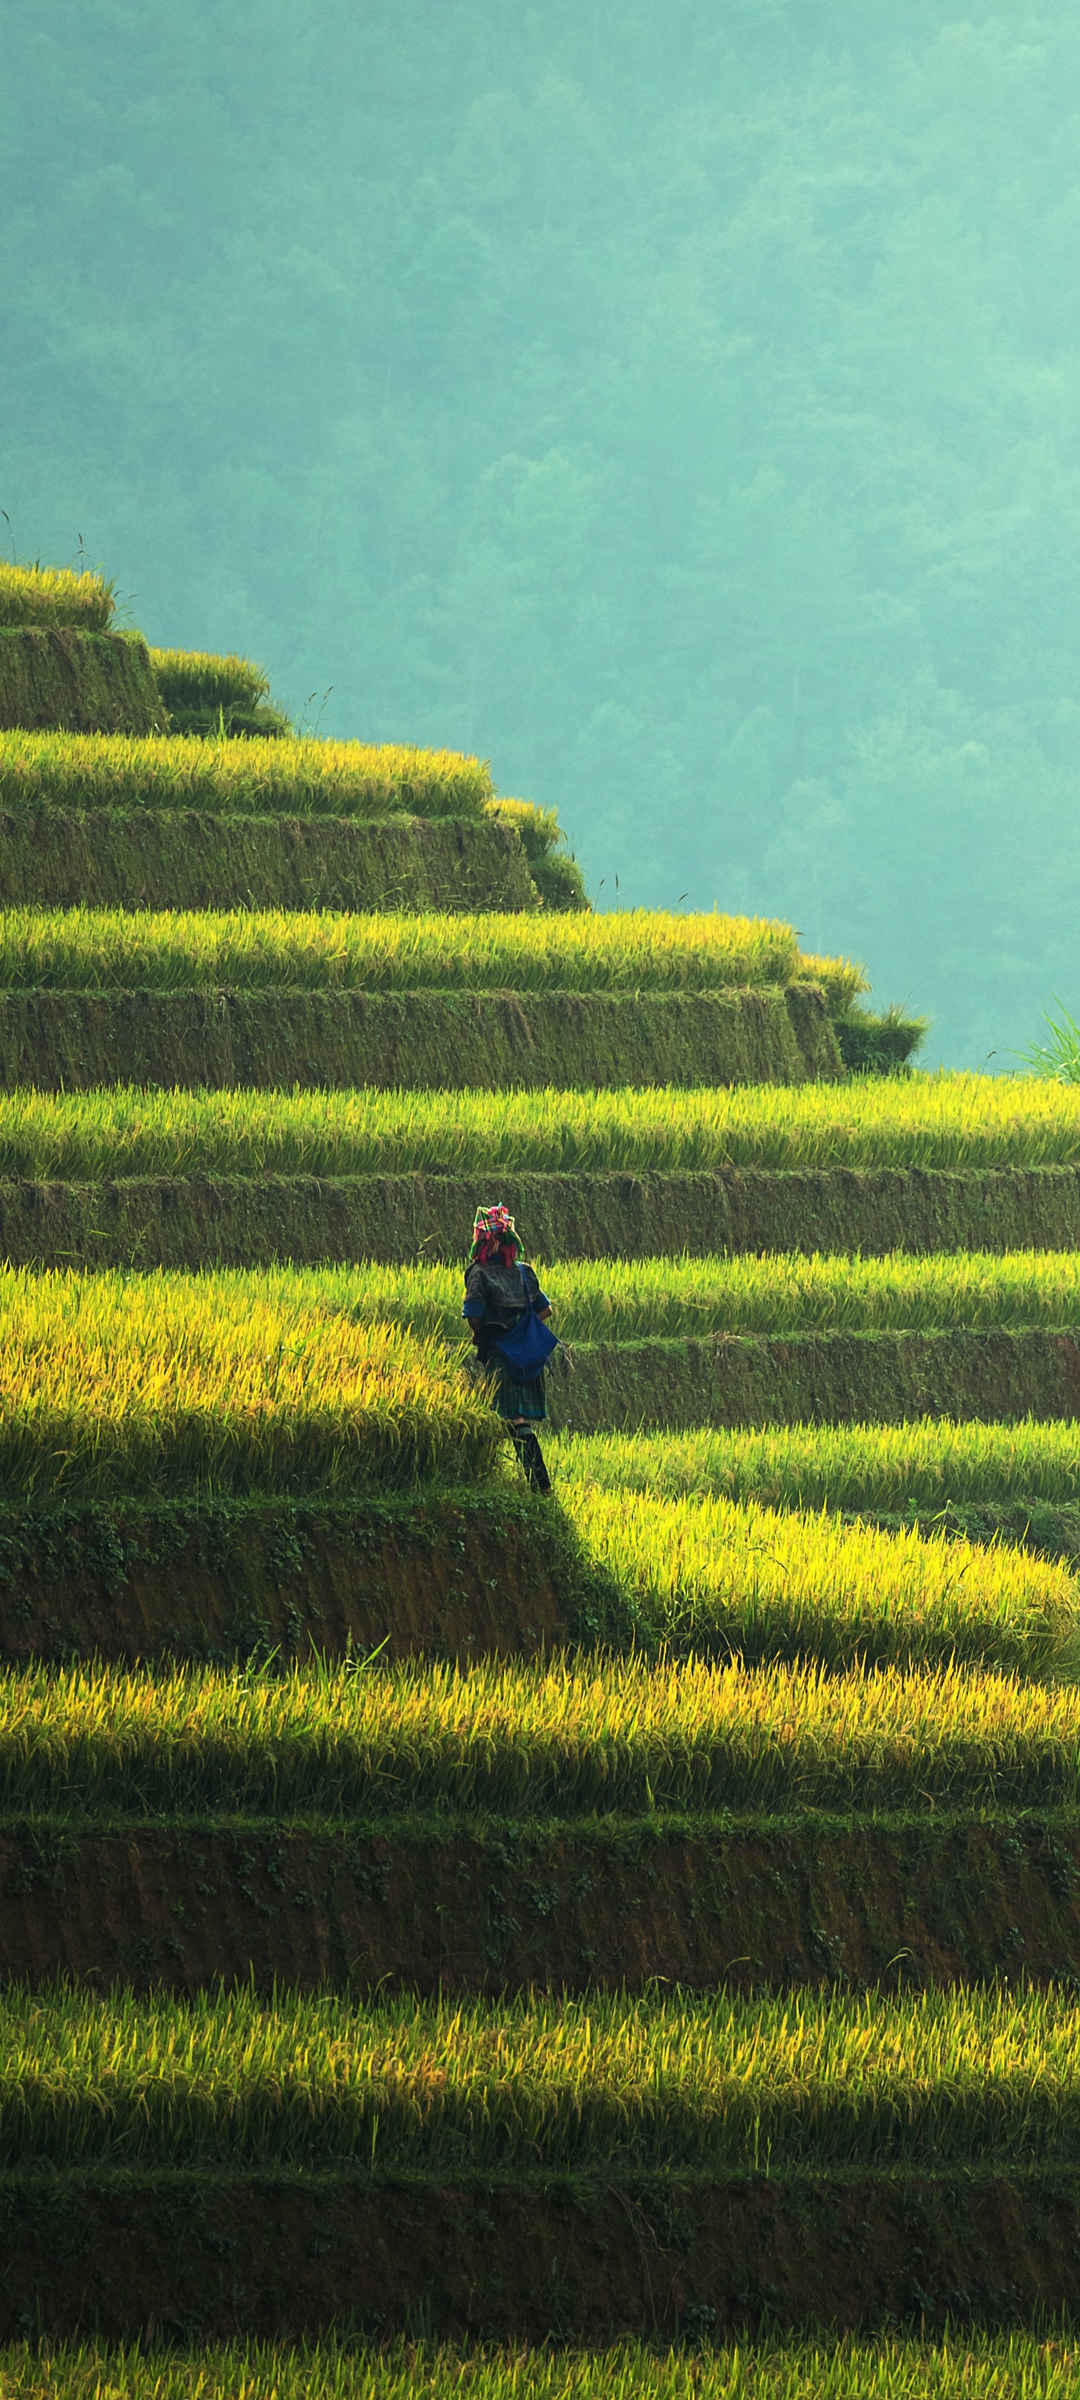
[0,2337,1076,2400]
[0,564,114,631]
[147,648,271,713]
[23,1250,1080,1349]
[560,1480,1076,1672]
[0,1265,497,1497]
[4,1979,1080,2172]
[0,733,492,818]
[0,906,807,992]
[554,1418,1080,1513]
[5,1650,1080,1816]
[0,1074,1073,1179]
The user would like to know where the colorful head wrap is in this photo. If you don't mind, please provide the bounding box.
[469,1201,521,1262]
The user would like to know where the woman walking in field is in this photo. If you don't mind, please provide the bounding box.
[463,1202,555,1494]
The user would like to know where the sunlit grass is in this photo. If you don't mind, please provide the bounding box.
[0,734,491,819]
[7,1650,1080,1816]
[554,1417,1080,1513]
[2,1981,1080,2171]
[0,564,113,632]
[3,2337,1079,2400]
[0,1265,496,1497]
[0,1074,1074,1177]
[0,906,820,993]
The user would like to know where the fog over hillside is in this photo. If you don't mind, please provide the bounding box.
[5,0,1076,1064]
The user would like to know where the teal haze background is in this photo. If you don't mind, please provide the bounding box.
[3,2,1075,1064]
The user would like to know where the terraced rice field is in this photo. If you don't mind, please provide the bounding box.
[3,590,1080,2364]
[5,1072,1078,1176]
[0,731,495,816]
[0,903,849,993]
[1,2340,1077,2400]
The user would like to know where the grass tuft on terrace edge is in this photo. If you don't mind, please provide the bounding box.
[0,1267,497,1498]
[0,1074,1076,1178]
[0,907,849,994]
[2,2338,1079,2400]
[0,734,492,818]
[3,1981,1080,2173]
[8,1651,1080,1816]
[0,565,114,631]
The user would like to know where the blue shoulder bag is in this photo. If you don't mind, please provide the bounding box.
[495,1265,558,1379]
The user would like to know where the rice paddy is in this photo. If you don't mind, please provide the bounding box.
[0,562,1073,2355]
[2,2339,1078,2400]
[0,734,492,818]
[0,1073,1074,1178]
[0,565,114,631]
[0,1266,497,1496]
[0,906,832,993]
[4,1651,1080,1817]
[554,1418,1080,1513]
[3,1980,1080,2173]
[41,1250,1077,1346]
[147,649,272,714]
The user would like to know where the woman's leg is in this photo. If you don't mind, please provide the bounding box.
[510,1418,553,1494]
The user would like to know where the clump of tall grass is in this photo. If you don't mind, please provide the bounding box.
[1015,1001,1080,1083]
[0,734,492,818]
[0,1076,1073,1179]
[0,565,114,631]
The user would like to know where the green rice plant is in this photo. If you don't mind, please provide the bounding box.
[554,1417,1080,1514]
[836,1001,929,1074]
[0,1075,1071,1181]
[0,906,804,992]
[5,1649,1080,1817]
[0,564,114,631]
[792,953,869,1012]
[0,733,492,818]
[3,2337,1079,2400]
[279,1248,1080,1342]
[0,1265,497,1499]
[3,1980,1080,2173]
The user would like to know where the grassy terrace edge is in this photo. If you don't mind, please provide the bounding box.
[0,734,493,817]
[0,987,840,1092]
[0,809,539,913]
[3,1166,1080,1265]
[1,1076,1076,1177]
[0,2164,1076,2338]
[0,1480,1068,1671]
[0,634,164,737]
[0,1809,1075,1994]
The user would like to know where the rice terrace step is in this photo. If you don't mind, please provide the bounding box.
[0,552,1076,2353]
